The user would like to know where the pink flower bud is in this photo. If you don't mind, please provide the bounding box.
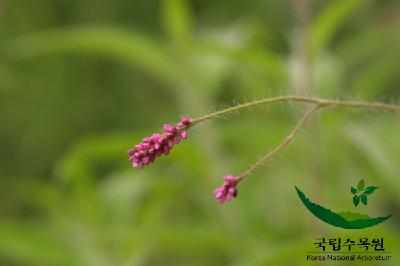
[213,175,239,203]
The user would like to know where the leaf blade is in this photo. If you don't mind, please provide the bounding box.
[357,179,365,191]
[161,0,193,44]
[353,195,360,207]
[361,194,368,205]
[0,27,178,85]
[311,0,365,55]
[364,186,378,195]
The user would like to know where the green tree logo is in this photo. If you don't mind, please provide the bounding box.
[351,179,378,207]
[295,179,390,229]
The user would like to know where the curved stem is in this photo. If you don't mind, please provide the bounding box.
[190,95,400,184]
[237,105,320,182]
[190,95,400,125]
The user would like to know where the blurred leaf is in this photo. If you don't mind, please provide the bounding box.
[351,186,357,194]
[0,64,16,92]
[55,133,136,183]
[146,225,238,264]
[1,27,178,84]
[236,47,287,84]
[344,124,400,200]
[311,0,364,55]
[312,55,343,97]
[0,221,77,266]
[348,53,400,98]
[338,29,396,64]
[161,0,192,44]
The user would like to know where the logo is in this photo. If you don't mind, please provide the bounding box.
[296,179,391,229]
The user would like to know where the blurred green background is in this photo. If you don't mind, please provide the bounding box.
[1,0,400,265]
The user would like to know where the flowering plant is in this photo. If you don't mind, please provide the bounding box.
[128,96,400,204]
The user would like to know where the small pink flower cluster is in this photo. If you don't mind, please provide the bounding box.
[128,117,191,168]
[213,175,239,204]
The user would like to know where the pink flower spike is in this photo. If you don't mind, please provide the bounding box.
[127,117,191,169]
[213,175,239,204]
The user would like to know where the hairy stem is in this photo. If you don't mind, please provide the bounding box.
[237,105,319,181]
[189,95,400,183]
[190,95,400,125]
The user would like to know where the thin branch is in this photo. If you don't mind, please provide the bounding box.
[237,105,320,182]
[189,95,400,184]
[190,95,400,125]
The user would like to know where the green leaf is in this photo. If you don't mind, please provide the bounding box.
[351,186,357,194]
[0,221,78,265]
[337,211,370,221]
[311,0,365,55]
[161,0,192,44]
[0,27,177,85]
[364,186,378,195]
[344,124,400,204]
[353,195,360,207]
[361,194,368,205]
[349,52,400,98]
[357,179,365,191]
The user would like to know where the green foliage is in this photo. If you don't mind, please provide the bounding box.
[0,27,178,85]
[311,0,365,55]
[161,0,193,44]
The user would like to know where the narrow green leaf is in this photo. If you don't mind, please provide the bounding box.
[357,179,365,191]
[353,195,360,207]
[311,0,364,55]
[361,194,368,205]
[161,0,192,44]
[0,27,177,85]
[351,186,357,194]
[0,221,78,265]
[364,186,378,195]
